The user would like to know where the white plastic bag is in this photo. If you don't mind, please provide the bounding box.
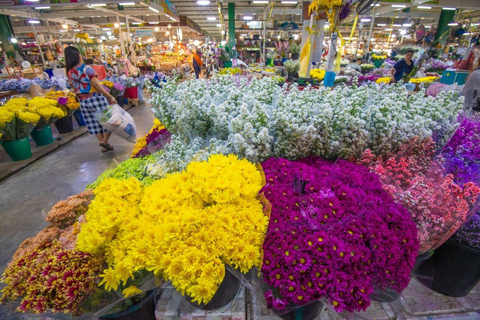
[95,104,136,142]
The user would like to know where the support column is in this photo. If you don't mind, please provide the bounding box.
[0,15,19,59]
[300,2,309,49]
[116,15,126,57]
[262,11,266,63]
[365,8,375,54]
[31,22,46,67]
[312,19,325,62]
[434,9,455,47]
[228,3,235,49]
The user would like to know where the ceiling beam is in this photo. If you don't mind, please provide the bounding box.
[0,8,78,25]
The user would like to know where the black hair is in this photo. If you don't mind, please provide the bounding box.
[406,49,414,54]
[65,46,80,73]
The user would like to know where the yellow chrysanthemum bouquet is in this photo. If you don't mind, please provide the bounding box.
[45,90,80,116]
[77,154,270,305]
[310,69,326,81]
[27,97,66,129]
[1,101,40,142]
[3,97,66,130]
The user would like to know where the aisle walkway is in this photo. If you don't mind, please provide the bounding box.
[0,102,155,275]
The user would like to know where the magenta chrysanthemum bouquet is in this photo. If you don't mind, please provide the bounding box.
[260,157,418,313]
[358,137,480,254]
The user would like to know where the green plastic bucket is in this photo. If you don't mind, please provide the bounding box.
[374,59,383,68]
[31,125,53,146]
[223,61,232,68]
[1,138,32,161]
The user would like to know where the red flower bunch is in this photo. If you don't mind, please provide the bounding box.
[358,137,480,254]
[261,157,418,313]
[0,241,101,316]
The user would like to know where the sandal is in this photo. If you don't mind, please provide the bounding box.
[101,148,109,153]
[99,143,114,151]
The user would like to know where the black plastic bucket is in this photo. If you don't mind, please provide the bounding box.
[370,286,401,303]
[187,267,241,311]
[415,239,480,297]
[100,290,157,320]
[275,301,323,320]
[54,115,74,134]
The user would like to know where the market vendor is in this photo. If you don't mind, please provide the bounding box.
[193,49,203,79]
[463,59,480,111]
[389,49,414,83]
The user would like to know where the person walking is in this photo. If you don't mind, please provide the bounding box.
[389,49,415,83]
[65,46,117,153]
[193,49,203,79]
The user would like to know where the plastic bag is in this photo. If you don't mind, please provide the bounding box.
[95,104,136,142]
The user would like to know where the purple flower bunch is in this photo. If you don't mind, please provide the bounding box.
[261,158,418,313]
[444,117,480,249]
[426,58,451,72]
[132,128,171,158]
[339,1,352,21]
[357,75,380,83]
[443,117,480,186]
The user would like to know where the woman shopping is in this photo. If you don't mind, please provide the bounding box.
[65,46,117,153]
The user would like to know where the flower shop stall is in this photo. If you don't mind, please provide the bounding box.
[2,74,480,319]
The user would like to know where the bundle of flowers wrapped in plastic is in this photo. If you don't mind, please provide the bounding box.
[410,76,439,84]
[372,53,388,60]
[0,107,40,142]
[3,97,66,129]
[131,119,171,158]
[357,138,480,254]
[261,157,418,313]
[101,80,125,97]
[76,154,269,305]
[218,67,242,75]
[425,58,452,73]
[310,69,325,81]
[360,64,375,73]
[45,90,80,117]
[148,75,462,163]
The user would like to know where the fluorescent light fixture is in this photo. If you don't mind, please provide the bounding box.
[425,25,432,28]
[400,29,407,35]
[119,2,135,6]
[361,18,371,22]
[392,4,406,8]
[392,24,401,27]
[221,30,225,34]
[59,30,68,32]
[90,3,106,6]
[385,28,393,31]
[149,21,160,24]
[417,6,431,9]
[207,16,216,21]
[403,23,412,27]
[10,38,17,43]
[132,22,142,25]
[73,29,80,31]
[100,36,106,40]
[243,15,253,20]
[463,33,471,35]
[107,31,112,35]
[35,6,50,9]
[148,6,159,13]
[28,20,41,24]
[471,23,480,26]
[447,22,458,26]
[120,22,125,25]
[102,28,111,30]
[155,27,160,31]
[62,24,69,29]
[216,23,222,27]
[377,23,386,27]
[443,7,456,10]
[370,3,380,6]
[281,1,297,3]
[114,22,120,28]
[26,0,39,2]
[253,0,269,3]
[197,0,210,5]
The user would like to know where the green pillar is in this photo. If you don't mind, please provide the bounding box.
[434,9,455,46]
[228,3,235,48]
[0,15,19,59]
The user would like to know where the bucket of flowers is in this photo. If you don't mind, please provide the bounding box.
[0,105,40,161]
[259,157,419,315]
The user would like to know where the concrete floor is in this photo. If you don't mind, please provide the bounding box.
[0,102,155,276]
